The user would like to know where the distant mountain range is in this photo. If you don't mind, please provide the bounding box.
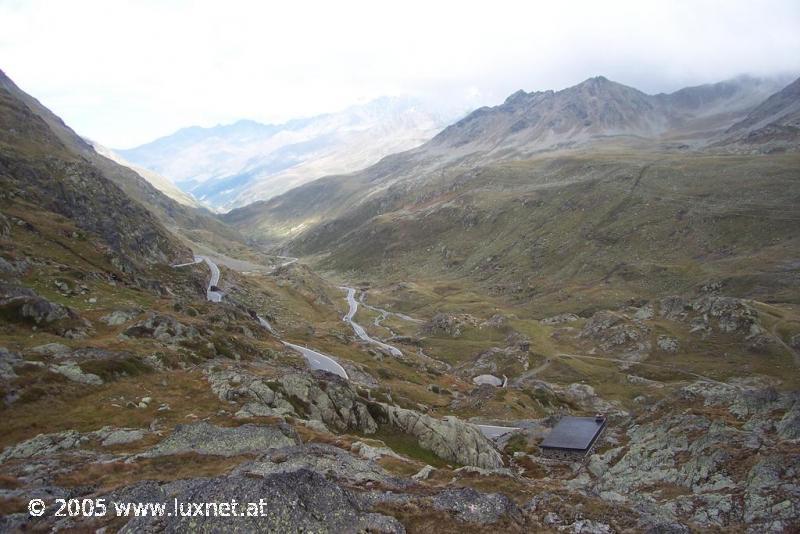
[223,74,800,307]
[424,75,789,161]
[119,97,460,211]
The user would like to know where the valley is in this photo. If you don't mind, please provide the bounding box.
[1,66,799,533]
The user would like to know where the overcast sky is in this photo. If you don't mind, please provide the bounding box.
[2,0,799,148]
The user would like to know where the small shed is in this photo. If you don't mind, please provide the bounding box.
[540,415,606,457]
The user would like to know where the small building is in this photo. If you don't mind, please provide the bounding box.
[539,415,606,459]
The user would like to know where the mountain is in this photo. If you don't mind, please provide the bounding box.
[0,71,254,258]
[0,69,189,269]
[225,75,800,309]
[425,75,786,161]
[118,97,458,211]
[89,141,202,209]
[716,76,800,150]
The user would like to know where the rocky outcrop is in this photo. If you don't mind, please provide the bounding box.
[0,430,87,462]
[586,381,800,531]
[140,422,299,458]
[280,373,378,434]
[208,366,503,468]
[423,313,478,338]
[0,426,150,463]
[580,310,650,356]
[29,343,71,357]
[0,347,21,380]
[100,308,141,326]
[0,283,86,335]
[431,487,523,525]
[369,404,503,469]
[209,367,378,433]
[121,312,197,342]
[235,443,405,487]
[657,295,767,344]
[541,313,580,325]
[207,368,297,418]
[114,469,404,533]
[49,361,103,385]
[657,335,679,352]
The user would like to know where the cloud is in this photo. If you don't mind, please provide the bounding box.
[2,0,799,147]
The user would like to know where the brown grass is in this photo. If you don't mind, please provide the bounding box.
[53,453,250,492]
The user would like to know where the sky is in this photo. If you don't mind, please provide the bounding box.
[2,0,799,148]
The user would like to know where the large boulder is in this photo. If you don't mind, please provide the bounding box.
[0,283,84,334]
[369,403,503,469]
[580,310,650,355]
[49,361,103,385]
[280,373,378,434]
[121,312,197,342]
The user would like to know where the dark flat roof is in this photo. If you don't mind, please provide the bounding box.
[540,416,605,451]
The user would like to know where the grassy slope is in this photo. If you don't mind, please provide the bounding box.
[287,149,799,314]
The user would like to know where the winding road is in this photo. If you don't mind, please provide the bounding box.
[282,342,349,379]
[173,255,347,377]
[201,256,223,302]
[175,257,518,440]
[342,287,404,357]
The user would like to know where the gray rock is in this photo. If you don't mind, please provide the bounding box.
[94,427,147,447]
[634,304,655,321]
[412,464,435,480]
[49,361,103,385]
[473,374,503,387]
[351,441,403,461]
[235,443,404,487]
[207,368,296,417]
[0,430,86,462]
[776,399,800,439]
[0,347,21,380]
[140,421,299,458]
[122,312,197,342]
[0,256,15,274]
[657,335,679,352]
[116,469,405,533]
[370,404,503,468]
[100,309,140,326]
[580,310,650,354]
[280,372,377,433]
[430,487,523,525]
[30,343,71,356]
[541,313,580,325]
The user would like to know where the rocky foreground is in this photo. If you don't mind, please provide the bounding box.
[1,344,798,532]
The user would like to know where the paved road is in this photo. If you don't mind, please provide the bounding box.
[257,315,275,334]
[283,342,348,379]
[272,256,298,271]
[172,257,203,268]
[476,424,520,439]
[359,292,422,323]
[173,256,222,302]
[342,287,403,357]
[199,256,223,302]
[173,256,220,302]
